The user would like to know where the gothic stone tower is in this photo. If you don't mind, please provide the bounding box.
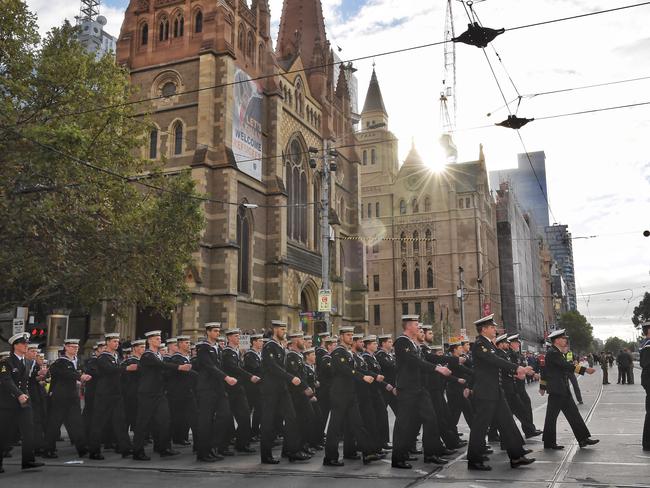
[107,0,367,340]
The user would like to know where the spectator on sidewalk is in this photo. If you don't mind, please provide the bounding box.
[600,351,610,385]
[617,349,633,384]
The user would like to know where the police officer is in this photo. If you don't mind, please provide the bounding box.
[88,333,133,459]
[541,329,598,450]
[640,320,650,451]
[132,330,188,460]
[466,315,535,471]
[260,320,309,464]
[323,326,381,467]
[0,332,44,472]
[243,333,264,440]
[194,323,237,462]
[222,328,259,453]
[166,336,198,447]
[43,338,91,458]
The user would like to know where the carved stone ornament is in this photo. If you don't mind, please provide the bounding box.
[135,0,149,13]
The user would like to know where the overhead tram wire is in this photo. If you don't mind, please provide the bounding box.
[7,0,649,125]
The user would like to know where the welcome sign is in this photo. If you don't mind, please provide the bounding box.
[232,68,263,181]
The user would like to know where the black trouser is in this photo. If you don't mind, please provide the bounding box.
[428,388,460,448]
[227,387,252,450]
[568,374,583,403]
[45,396,87,454]
[643,384,649,451]
[195,389,231,458]
[618,366,625,384]
[245,384,262,437]
[169,394,197,444]
[325,393,373,461]
[373,387,390,445]
[291,391,318,449]
[542,393,590,447]
[356,391,382,454]
[0,405,35,466]
[317,383,331,435]
[467,395,525,463]
[260,385,300,460]
[447,387,473,430]
[392,388,445,463]
[504,387,537,436]
[627,367,635,384]
[124,394,138,433]
[602,367,609,384]
[132,394,171,454]
[82,392,94,439]
[88,394,132,454]
[32,400,47,452]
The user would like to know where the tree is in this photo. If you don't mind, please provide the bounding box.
[632,292,650,329]
[558,310,594,353]
[603,336,637,354]
[0,2,204,315]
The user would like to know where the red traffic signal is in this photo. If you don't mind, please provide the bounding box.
[30,327,46,338]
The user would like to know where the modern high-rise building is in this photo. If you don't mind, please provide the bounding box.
[545,224,577,311]
[489,151,550,238]
[76,0,117,58]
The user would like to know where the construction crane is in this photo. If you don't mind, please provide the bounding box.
[439,0,458,162]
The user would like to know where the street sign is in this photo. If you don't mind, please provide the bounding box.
[460,328,467,339]
[318,290,332,312]
[12,318,25,335]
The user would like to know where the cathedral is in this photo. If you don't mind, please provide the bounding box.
[90,0,367,341]
[358,69,501,340]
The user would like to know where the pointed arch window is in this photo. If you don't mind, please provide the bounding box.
[412,198,419,213]
[427,262,434,288]
[375,202,380,217]
[363,150,367,165]
[400,231,407,255]
[237,206,251,294]
[401,262,408,290]
[367,203,372,219]
[247,31,255,62]
[286,138,308,244]
[424,196,431,212]
[194,11,203,33]
[173,15,184,37]
[371,148,376,164]
[258,43,264,68]
[237,24,244,50]
[149,128,157,159]
[159,18,169,41]
[173,121,183,155]
[313,178,320,250]
[414,263,421,289]
[413,231,419,254]
[399,199,406,215]
[141,23,149,45]
[425,229,433,254]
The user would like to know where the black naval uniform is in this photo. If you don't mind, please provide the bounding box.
[352,351,383,454]
[376,348,398,415]
[496,348,537,437]
[166,353,198,446]
[510,349,539,436]
[640,336,650,451]
[243,349,263,438]
[467,335,527,465]
[132,349,179,456]
[286,349,316,451]
[88,351,132,456]
[303,361,324,447]
[28,361,48,453]
[222,346,254,451]
[121,355,140,432]
[363,351,391,446]
[0,353,36,469]
[194,340,232,459]
[446,355,474,431]
[260,339,303,461]
[391,335,446,465]
[324,345,377,462]
[315,347,333,436]
[541,345,591,448]
[44,356,88,456]
[82,355,99,438]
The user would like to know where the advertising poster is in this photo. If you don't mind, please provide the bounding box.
[232,69,263,181]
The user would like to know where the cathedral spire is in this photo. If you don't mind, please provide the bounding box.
[276,0,329,65]
[361,67,388,116]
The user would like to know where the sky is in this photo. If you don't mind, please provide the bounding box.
[26,0,650,341]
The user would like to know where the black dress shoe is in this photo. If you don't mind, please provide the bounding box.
[133,452,151,461]
[391,461,412,469]
[261,457,280,464]
[362,453,381,465]
[424,455,448,465]
[197,455,217,462]
[122,449,134,458]
[287,451,310,462]
[218,449,235,456]
[440,448,457,456]
[344,453,361,460]
[159,449,180,457]
[383,443,393,450]
[579,438,599,448]
[525,430,543,439]
[468,461,492,471]
[523,449,534,455]
[89,453,104,460]
[77,448,89,458]
[22,461,45,470]
[323,458,345,467]
[510,456,535,468]
[544,445,564,450]
[456,440,468,447]
[174,440,191,446]
[236,446,256,454]
[481,448,494,455]
[42,451,58,459]
[405,455,418,461]
[409,448,423,455]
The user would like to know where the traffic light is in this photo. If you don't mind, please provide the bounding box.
[30,326,47,342]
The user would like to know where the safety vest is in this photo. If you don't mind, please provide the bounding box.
[565,351,574,361]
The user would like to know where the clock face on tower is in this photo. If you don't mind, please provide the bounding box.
[406,173,421,191]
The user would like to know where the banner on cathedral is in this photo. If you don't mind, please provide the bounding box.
[232,68,263,181]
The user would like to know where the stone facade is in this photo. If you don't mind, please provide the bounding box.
[88,0,367,343]
[359,70,500,340]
